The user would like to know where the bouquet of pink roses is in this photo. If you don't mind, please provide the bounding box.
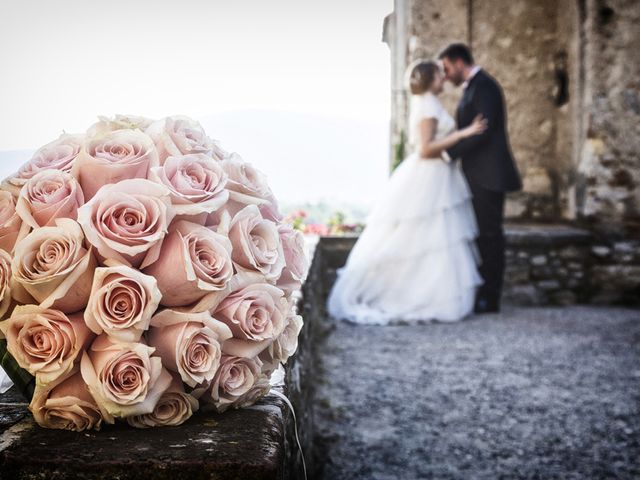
[0,114,309,431]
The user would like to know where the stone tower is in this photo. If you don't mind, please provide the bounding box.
[383,0,640,234]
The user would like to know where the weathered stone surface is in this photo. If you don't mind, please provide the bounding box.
[0,390,289,480]
[385,0,640,230]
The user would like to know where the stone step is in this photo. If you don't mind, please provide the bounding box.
[0,387,290,480]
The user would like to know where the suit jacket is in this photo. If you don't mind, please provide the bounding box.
[446,70,522,192]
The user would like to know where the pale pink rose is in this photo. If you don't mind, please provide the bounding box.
[15,169,84,229]
[80,335,172,423]
[202,272,288,358]
[221,154,274,206]
[0,190,28,253]
[84,265,161,342]
[87,114,155,137]
[143,220,234,307]
[149,153,228,223]
[228,205,285,281]
[196,354,269,412]
[0,248,12,319]
[77,179,173,269]
[258,200,284,223]
[276,224,309,294]
[147,309,232,387]
[260,313,303,370]
[126,373,198,428]
[11,218,96,313]
[145,115,227,164]
[0,305,93,385]
[72,129,159,200]
[30,368,103,431]
[2,134,83,196]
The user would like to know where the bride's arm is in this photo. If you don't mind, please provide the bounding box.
[418,116,486,159]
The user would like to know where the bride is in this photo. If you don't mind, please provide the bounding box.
[328,60,485,324]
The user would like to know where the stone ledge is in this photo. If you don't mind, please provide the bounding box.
[0,387,290,480]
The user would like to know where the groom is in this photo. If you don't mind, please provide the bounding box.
[439,43,522,314]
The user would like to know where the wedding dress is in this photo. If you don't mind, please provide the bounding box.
[327,92,482,324]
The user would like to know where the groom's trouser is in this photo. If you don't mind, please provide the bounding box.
[468,182,506,306]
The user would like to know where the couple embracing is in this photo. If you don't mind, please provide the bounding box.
[329,43,522,324]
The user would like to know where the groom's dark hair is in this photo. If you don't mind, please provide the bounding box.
[438,43,474,65]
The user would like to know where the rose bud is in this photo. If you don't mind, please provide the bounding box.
[72,129,159,200]
[202,272,288,358]
[0,248,13,319]
[77,179,173,269]
[2,134,83,197]
[149,153,228,224]
[145,115,227,165]
[87,114,155,137]
[126,372,198,428]
[30,369,103,432]
[84,265,161,342]
[0,190,28,254]
[143,220,234,308]
[221,154,273,203]
[0,305,93,385]
[11,218,97,313]
[260,313,303,371]
[228,205,285,282]
[80,335,172,423]
[147,309,232,387]
[196,354,270,413]
[15,169,84,229]
[276,224,310,294]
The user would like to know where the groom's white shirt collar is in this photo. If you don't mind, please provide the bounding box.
[462,65,481,89]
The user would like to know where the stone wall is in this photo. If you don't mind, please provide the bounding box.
[383,0,640,231]
[316,226,640,308]
[575,0,640,233]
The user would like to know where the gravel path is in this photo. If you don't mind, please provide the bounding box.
[313,306,640,480]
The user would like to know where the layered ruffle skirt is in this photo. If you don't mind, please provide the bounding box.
[327,153,482,324]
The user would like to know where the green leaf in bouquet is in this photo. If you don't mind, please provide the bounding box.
[0,339,35,401]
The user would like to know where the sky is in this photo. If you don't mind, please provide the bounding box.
[0,0,393,208]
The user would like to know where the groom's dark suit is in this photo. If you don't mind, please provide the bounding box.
[446,69,521,310]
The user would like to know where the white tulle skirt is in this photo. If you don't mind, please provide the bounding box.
[327,153,482,324]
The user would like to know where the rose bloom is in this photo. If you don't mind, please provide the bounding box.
[77,179,173,269]
[148,309,232,388]
[84,265,161,342]
[276,224,309,294]
[204,272,288,358]
[0,190,28,253]
[126,372,198,428]
[72,129,159,200]
[11,218,96,313]
[145,115,227,165]
[87,114,155,137]
[2,134,83,197]
[15,169,84,229]
[143,220,234,308]
[80,335,172,422]
[30,369,103,432]
[228,205,285,282]
[149,153,228,223]
[0,248,12,319]
[260,313,303,371]
[196,354,269,413]
[0,305,93,385]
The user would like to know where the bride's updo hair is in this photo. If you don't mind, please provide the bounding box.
[406,60,439,95]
